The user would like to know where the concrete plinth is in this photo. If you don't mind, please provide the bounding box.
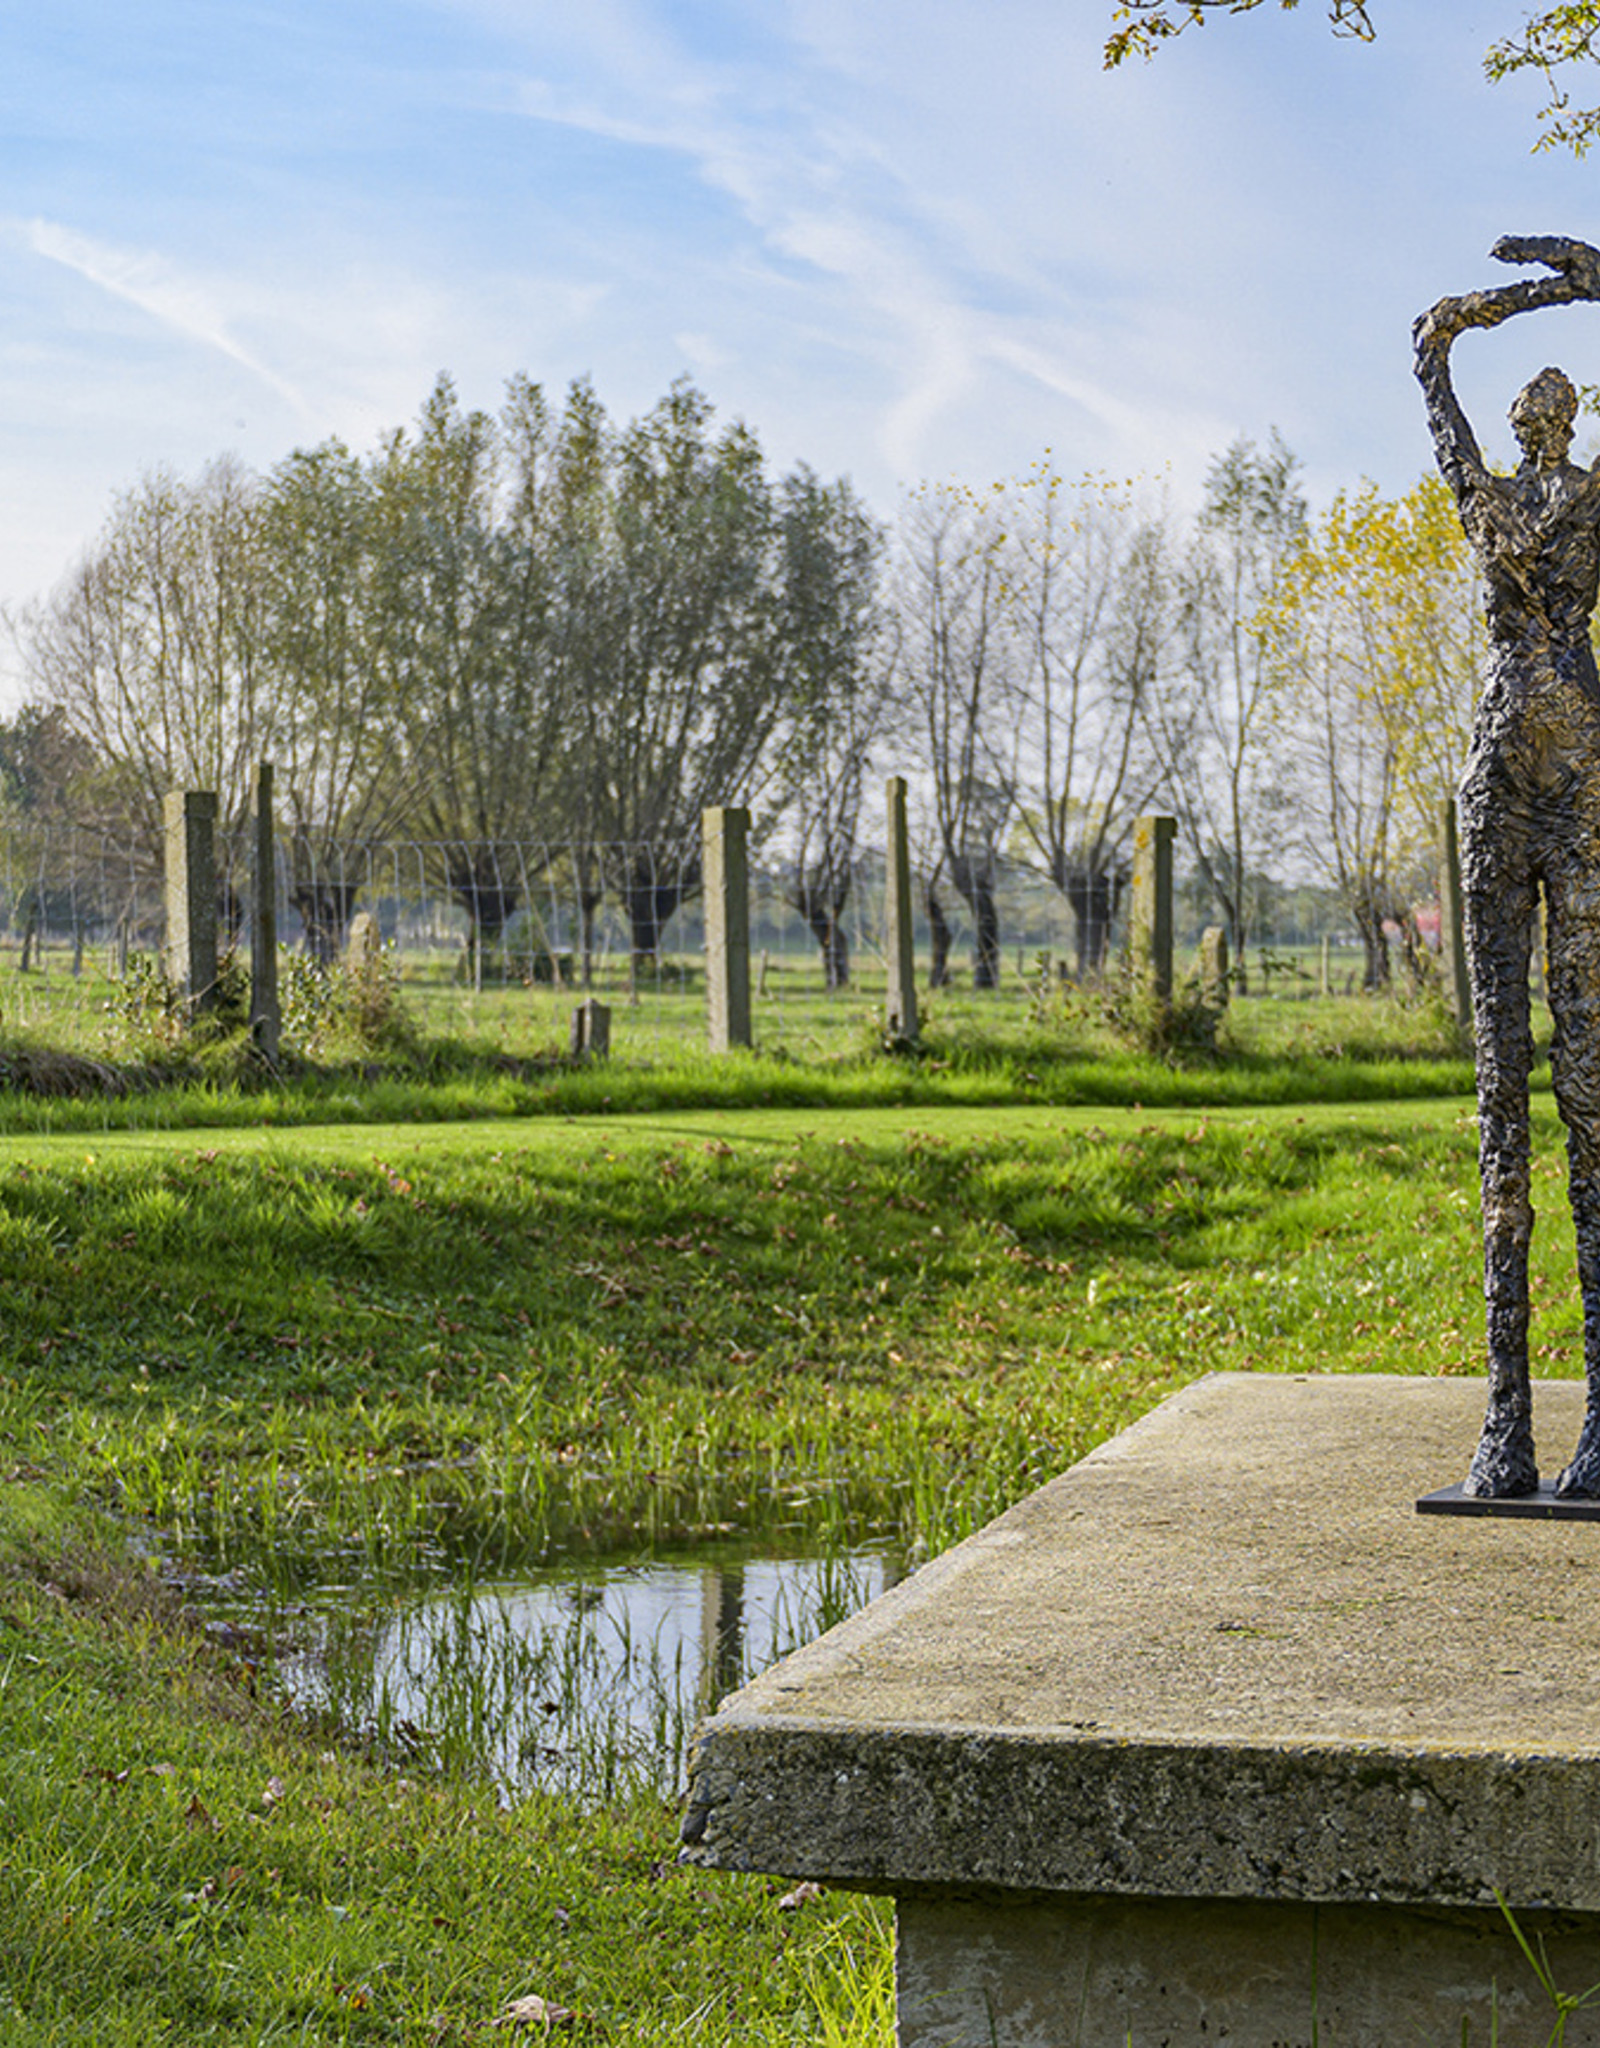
[682,1374,1600,2045]
[897,1892,1600,2047]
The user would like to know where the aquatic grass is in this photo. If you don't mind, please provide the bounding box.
[274,1546,899,1801]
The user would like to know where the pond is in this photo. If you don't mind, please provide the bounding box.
[192,1537,906,1801]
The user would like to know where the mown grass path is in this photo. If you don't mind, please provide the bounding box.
[0,1090,1483,1159]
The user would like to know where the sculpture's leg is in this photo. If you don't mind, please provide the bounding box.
[1461,815,1538,1497]
[1546,833,1600,1496]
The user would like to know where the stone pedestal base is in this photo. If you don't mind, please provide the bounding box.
[899,1893,1600,2048]
[683,1374,1600,2048]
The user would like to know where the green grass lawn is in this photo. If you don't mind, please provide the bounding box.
[0,1013,1555,2042]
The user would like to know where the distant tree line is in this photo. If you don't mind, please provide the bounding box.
[8,374,1486,991]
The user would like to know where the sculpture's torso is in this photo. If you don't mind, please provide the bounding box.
[1459,464,1600,818]
[1468,460,1600,681]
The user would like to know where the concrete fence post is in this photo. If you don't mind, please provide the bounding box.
[1199,925,1231,1010]
[703,806,752,1052]
[1439,797,1472,1033]
[1129,814,1177,1006]
[570,998,611,1059]
[163,789,218,1015]
[251,762,280,1061]
[885,776,918,1042]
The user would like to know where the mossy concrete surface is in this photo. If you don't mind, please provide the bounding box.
[683,1372,1600,1907]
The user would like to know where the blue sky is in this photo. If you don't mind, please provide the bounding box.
[1,1,1598,697]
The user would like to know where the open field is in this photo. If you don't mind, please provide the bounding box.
[0,1024,1553,2042]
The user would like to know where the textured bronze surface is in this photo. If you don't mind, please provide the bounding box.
[1416,236,1600,1497]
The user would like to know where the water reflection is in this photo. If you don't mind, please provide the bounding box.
[270,1545,901,1799]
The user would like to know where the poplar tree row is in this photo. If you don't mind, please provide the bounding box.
[9,375,1487,989]
[17,375,882,965]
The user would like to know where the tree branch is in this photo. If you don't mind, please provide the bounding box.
[1485,5,1600,154]
[1107,4,1600,160]
[1104,1,1373,70]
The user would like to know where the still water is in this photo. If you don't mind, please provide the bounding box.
[252,1543,904,1799]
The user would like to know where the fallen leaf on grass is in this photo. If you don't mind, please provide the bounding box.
[261,1776,285,1809]
[492,1992,576,2029]
[184,1794,216,1831]
[778,1881,824,1912]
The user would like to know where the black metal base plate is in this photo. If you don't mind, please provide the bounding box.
[1417,1480,1600,1521]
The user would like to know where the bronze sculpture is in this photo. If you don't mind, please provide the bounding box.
[1415,235,1600,1497]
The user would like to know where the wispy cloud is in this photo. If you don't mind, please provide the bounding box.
[501,12,1092,480]
[12,217,312,417]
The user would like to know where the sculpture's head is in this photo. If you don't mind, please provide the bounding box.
[1510,366,1578,466]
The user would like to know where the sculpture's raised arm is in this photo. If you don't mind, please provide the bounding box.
[1414,235,1600,503]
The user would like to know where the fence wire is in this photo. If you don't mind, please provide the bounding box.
[0,830,1375,1059]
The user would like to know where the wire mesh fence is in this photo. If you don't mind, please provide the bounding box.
[0,827,1388,1060]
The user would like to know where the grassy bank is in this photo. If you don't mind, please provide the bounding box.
[0,1067,1547,2040]
[0,1494,891,2044]
[1,1093,1510,1571]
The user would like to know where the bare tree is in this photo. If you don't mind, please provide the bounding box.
[1265,482,1421,987]
[1003,465,1167,975]
[1141,434,1304,986]
[895,484,1016,989]
[23,457,271,860]
[773,470,893,990]
[367,376,571,969]
[561,381,859,965]
[257,439,413,955]
[21,373,893,990]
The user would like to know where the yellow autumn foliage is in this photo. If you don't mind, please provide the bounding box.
[1260,471,1486,866]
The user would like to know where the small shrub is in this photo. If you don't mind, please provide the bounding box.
[1100,955,1229,1061]
[1254,946,1315,994]
[279,949,335,1048]
[195,947,251,1040]
[281,943,418,1059]
[107,948,249,1053]
[340,940,411,1053]
[106,950,183,1050]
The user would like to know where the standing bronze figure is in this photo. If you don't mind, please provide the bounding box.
[1416,235,1600,1497]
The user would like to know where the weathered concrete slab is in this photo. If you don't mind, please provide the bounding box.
[683,1373,1600,1911]
[895,1892,1600,2048]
